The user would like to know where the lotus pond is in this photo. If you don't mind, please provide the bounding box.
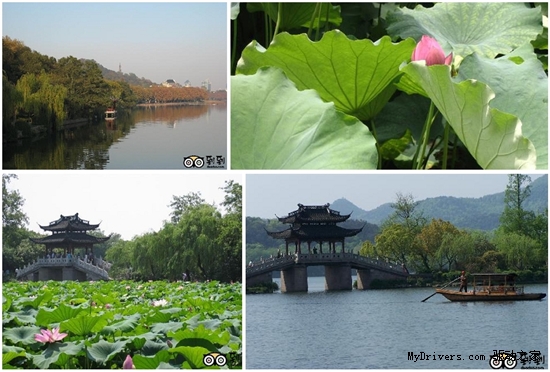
[2,280,242,369]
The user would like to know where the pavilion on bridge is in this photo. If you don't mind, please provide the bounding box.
[30,213,110,259]
[17,213,111,281]
[267,203,363,255]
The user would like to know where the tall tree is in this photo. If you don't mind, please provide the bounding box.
[500,174,534,237]
[217,181,242,282]
[417,219,461,271]
[2,174,28,240]
[169,191,206,223]
[379,193,428,271]
[2,174,39,274]
[220,180,242,215]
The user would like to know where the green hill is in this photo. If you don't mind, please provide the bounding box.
[333,175,547,230]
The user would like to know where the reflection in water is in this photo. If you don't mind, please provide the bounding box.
[3,104,226,169]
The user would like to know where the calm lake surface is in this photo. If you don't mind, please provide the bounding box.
[3,104,226,169]
[246,276,548,369]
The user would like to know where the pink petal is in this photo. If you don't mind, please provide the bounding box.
[34,333,48,343]
[444,52,453,65]
[123,355,135,369]
[425,48,446,66]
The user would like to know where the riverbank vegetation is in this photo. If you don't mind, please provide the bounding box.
[2,37,211,142]
[360,175,547,279]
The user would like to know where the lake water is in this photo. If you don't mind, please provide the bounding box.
[3,104,226,169]
[246,276,548,369]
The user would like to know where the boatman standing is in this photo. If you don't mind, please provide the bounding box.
[459,271,468,292]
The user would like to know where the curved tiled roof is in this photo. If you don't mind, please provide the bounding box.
[267,224,363,241]
[39,213,100,231]
[277,203,351,224]
[30,232,110,245]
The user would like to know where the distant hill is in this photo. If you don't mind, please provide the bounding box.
[94,61,155,87]
[329,175,547,231]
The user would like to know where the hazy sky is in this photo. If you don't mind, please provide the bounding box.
[2,2,227,90]
[6,172,241,240]
[246,173,546,218]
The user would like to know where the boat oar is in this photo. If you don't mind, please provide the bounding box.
[421,276,461,302]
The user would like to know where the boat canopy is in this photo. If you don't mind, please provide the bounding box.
[471,273,518,278]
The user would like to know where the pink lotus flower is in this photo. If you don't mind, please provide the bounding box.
[123,355,135,369]
[412,35,452,66]
[34,327,68,343]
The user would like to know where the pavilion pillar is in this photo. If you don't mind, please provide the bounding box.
[325,264,352,290]
[280,265,308,292]
[285,242,289,256]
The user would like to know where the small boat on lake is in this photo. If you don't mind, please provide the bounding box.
[436,273,546,302]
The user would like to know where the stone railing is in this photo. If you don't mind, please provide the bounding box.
[246,255,296,275]
[16,256,110,280]
[246,253,407,277]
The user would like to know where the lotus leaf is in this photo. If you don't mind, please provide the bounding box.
[237,31,415,121]
[401,63,537,169]
[231,67,378,169]
[387,3,542,58]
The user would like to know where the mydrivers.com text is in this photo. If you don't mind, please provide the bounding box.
[408,351,486,363]
[408,350,546,369]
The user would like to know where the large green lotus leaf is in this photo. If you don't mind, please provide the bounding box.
[458,45,548,169]
[32,342,84,369]
[401,63,536,169]
[3,295,12,313]
[101,313,140,334]
[59,314,107,336]
[3,350,25,365]
[237,31,416,121]
[171,325,231,346]
[247,3,342,30]
[231,67,378,169]
[140,339,169,357]
[36,303,84,326]
[11,308,37,325]
[3,326,41,345]
[16,291,53,309]
[168,346,210,368]
[387,3,542,58]
[86,339,127,364]
[133,350,170,369]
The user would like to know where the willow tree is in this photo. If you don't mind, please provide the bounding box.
[2,74,22,125]
[15,72,66,130]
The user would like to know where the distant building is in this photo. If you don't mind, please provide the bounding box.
[201,79,211,92]
[183,80,191,87]
[162,79,180,88]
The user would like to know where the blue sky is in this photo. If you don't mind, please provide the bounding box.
[246,173,546,218]
[2,2,227,90]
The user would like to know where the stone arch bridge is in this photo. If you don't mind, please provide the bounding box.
[246,253,409,292]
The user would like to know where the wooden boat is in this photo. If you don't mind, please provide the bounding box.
[436,273,546,302]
